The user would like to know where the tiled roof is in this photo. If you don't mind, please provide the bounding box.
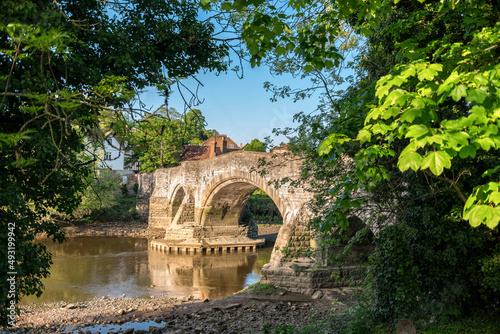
[179,145,211,161]
[180,135,242,162]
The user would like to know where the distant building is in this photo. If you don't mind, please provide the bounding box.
[97,132,139,171]
[90,132,138,193]
[180,134,242,162]
[270,143,289,153]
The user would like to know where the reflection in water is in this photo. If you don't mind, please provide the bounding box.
[22,237,272,304]
[148,250,260,300]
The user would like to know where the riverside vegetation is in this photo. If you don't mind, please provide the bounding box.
[202,0,500,332]
[0,0,231,325]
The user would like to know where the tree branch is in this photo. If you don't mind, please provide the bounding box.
[423,169,469,203]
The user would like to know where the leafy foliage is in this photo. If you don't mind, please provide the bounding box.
[125,108,213,172]
[241,189,282,225]
[70,170,138,223]
[317,1,500,230]
[0,0,230,326]
[370,210,495,323]
[210,0,500,230]
[213,0,500,328]
[244,138,267,152]
[75,170,123,219]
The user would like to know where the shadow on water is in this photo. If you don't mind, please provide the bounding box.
[23,237,273,304]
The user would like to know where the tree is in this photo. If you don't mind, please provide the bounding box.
[126,108,212,172]
[0,0,229,325]
[206,0,500,325]
[206,0,500,230]
[244,138,267,152]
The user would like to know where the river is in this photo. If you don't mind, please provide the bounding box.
[22,237,273,304]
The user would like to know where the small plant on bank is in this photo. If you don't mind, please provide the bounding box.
[250,282,277,296]
[259,311,354,334]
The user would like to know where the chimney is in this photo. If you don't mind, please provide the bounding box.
[209,139,217,158]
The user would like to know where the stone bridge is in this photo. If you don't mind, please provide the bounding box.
[137,150,359,294]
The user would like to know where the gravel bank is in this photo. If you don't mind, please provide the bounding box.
[11,287,357,334]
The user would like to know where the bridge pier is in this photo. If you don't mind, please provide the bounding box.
[150,238,265,255]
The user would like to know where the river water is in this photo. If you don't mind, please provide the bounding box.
[22,237,272,304]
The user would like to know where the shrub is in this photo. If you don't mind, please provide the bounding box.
[250,282,277,296]
[74,170,122,219]
[368,205,496,324]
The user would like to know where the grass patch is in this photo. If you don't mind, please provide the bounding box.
[419,314,500,334]
[256,307,500,334]
[261,311,353,334]
[249,282,278,296]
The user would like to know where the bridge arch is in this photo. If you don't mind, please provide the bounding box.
[169,185,186,227]
[197,170,290,227]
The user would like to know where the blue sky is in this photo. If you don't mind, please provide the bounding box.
[139,62,320,147]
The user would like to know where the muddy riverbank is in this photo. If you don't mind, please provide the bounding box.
[13,285,357,333]
[55,221,150,238]
[52,222,281,241]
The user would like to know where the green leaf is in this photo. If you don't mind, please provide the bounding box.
[471,74,489,86]
[490,192,500,205]
[357,129,372,144]
[398,151,423,172]
[466,87,488,104]
[200,0,212,10]
[420,134,444,146]
[418,67,438,81]
[464,193,476,214]
[383,89,409,107]
[365,107,383,124]
[459,145,477,158]
[486,208,500,229]
[376,85,390,98]
[318,133,350,156]
[475,137,496,151]
[468,205,500,229]
[320,219,333,232]
[274,45,286,55]
[450,84,467,102]
[401,108,423,123]
[400,66,416,78]
[444,131,469,149]
[421,151,452,176]
[382,107,400,119]
[428,63,443,72]
[220,2,233,11]
[482,166,500,177]
[405,124,429,139]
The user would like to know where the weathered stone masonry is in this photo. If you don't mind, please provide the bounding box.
[138,150,353,294]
